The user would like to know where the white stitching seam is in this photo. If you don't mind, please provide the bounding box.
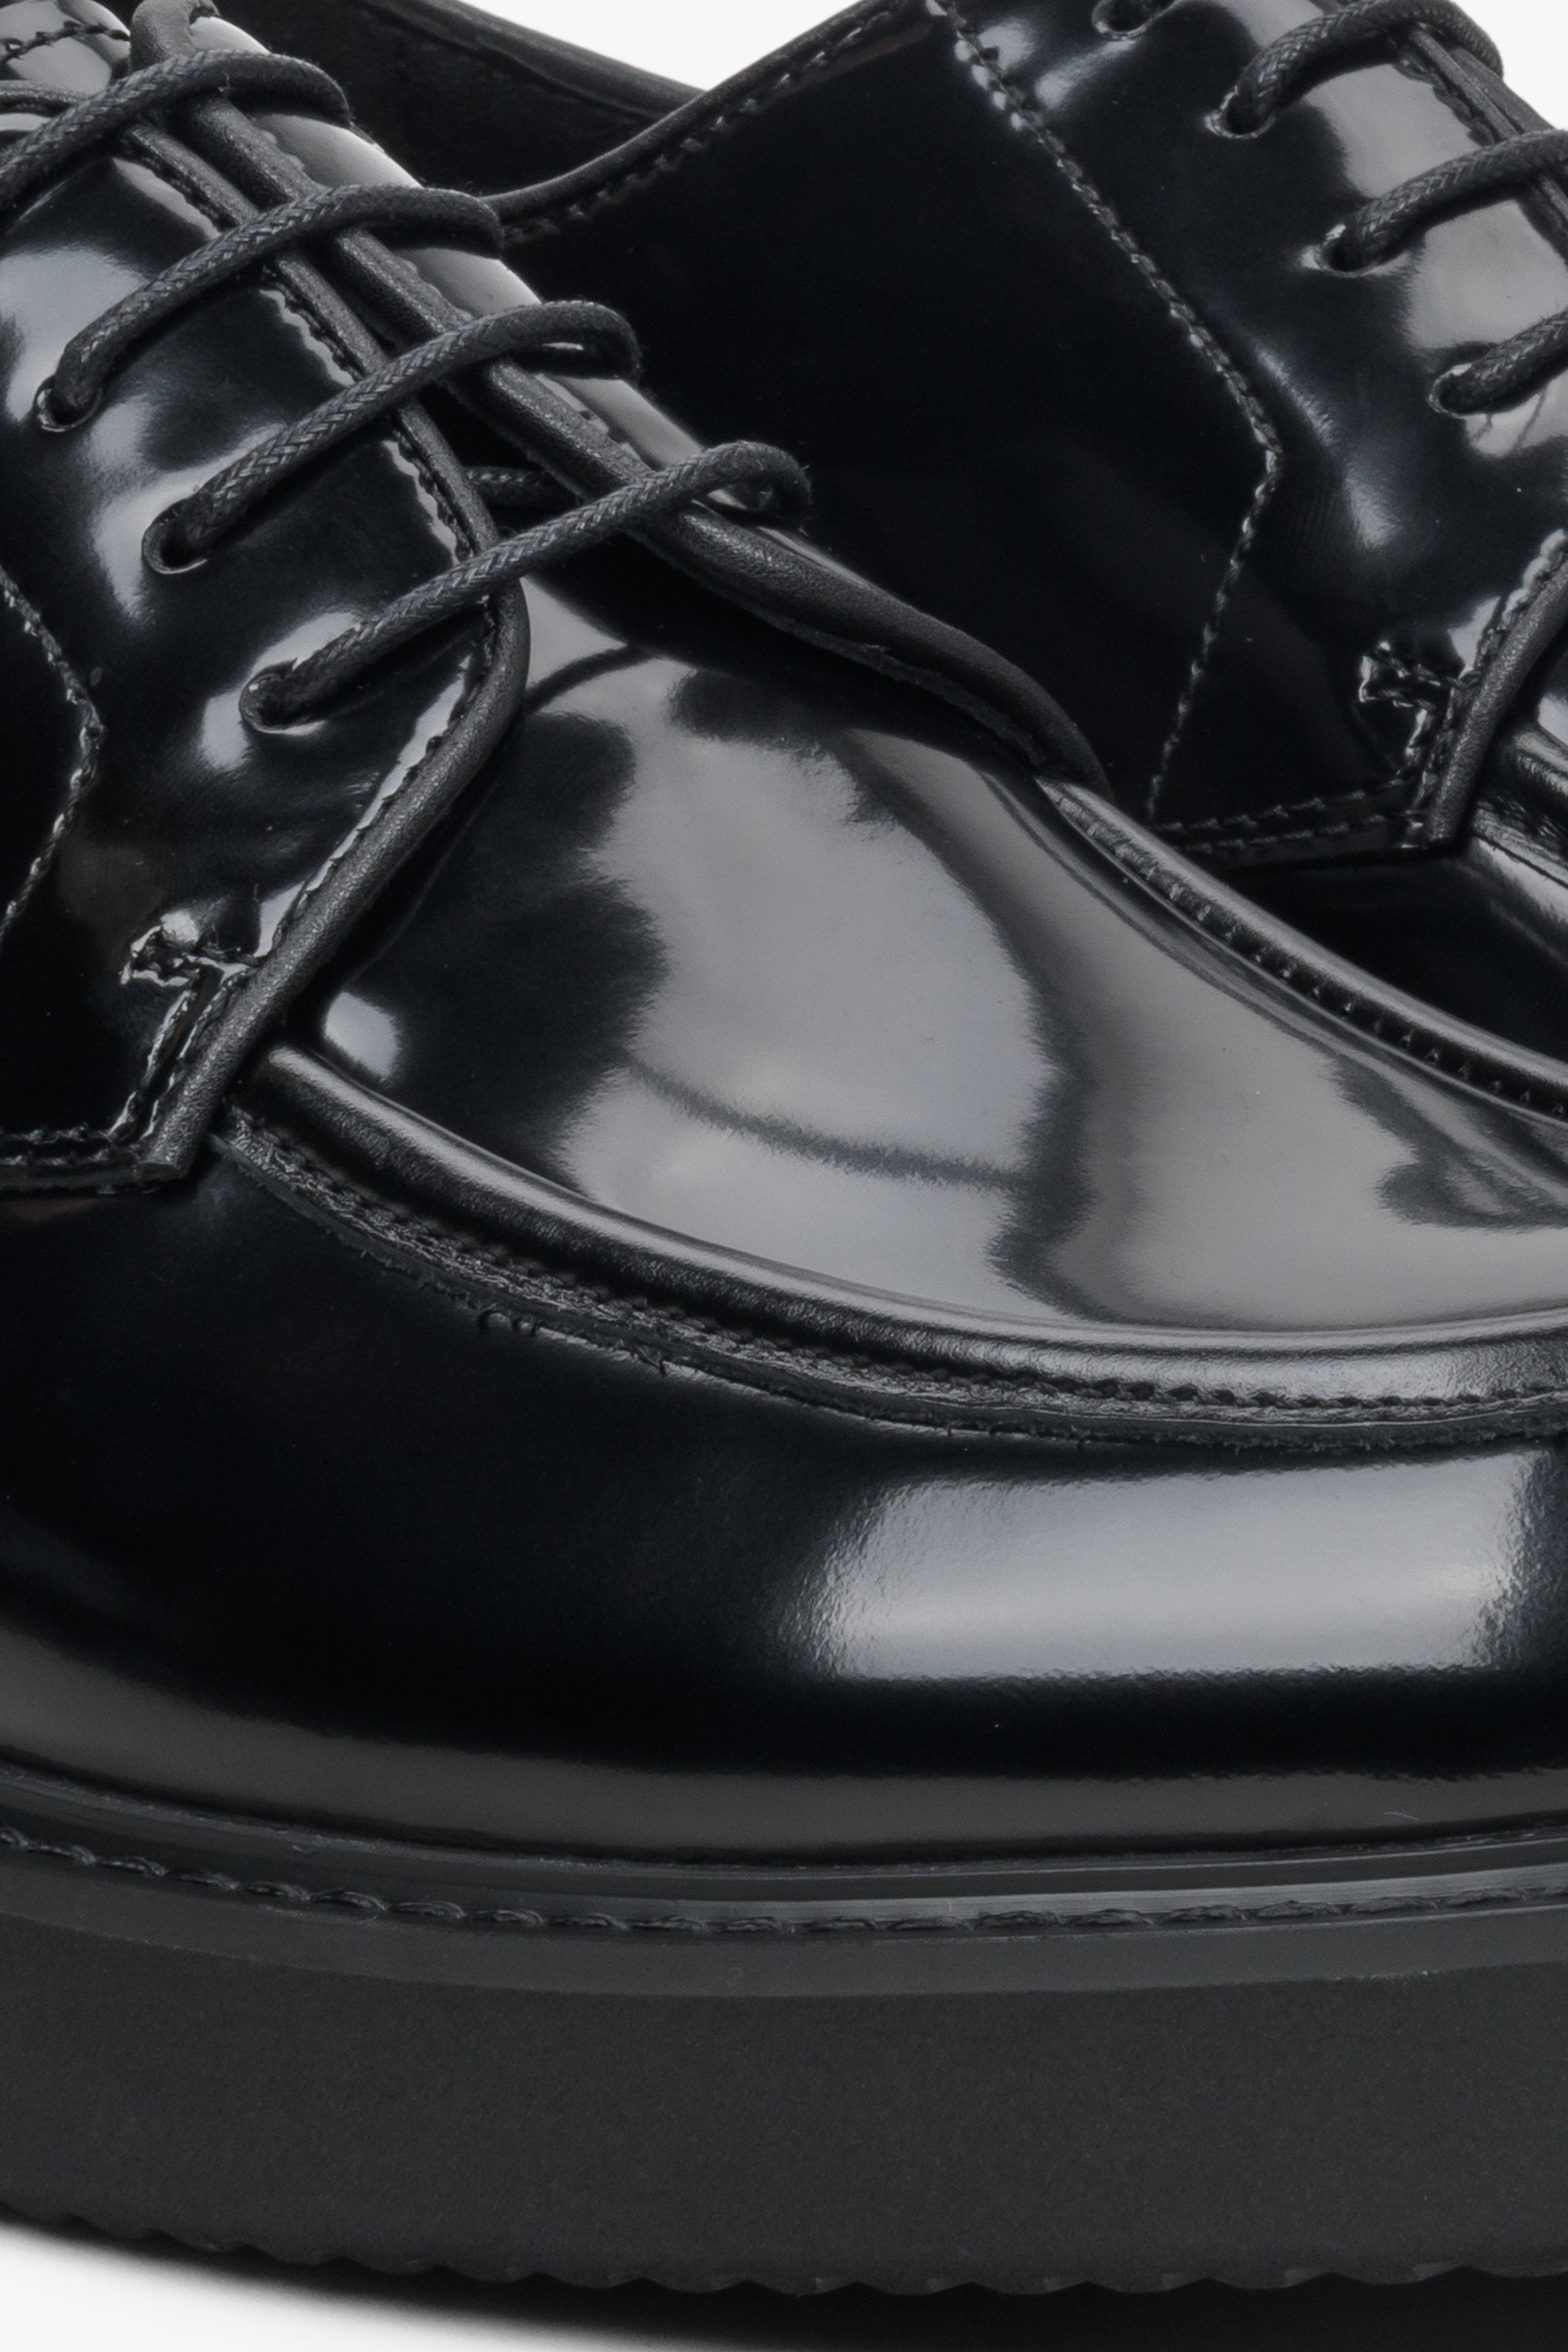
[511,0,1286,827]
[0,138,492,1171]
[6,1814,1566,1937]
[503,6,911,237]
[223,1109,1568,1433]
[0,564,103,965]
[934,0,1284,823]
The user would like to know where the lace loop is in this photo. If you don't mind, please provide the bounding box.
[0,12,808,725]
[153,301,642,563]
[1435,310,1568,413]
[1329,128,1568,269]
[1213,1,1568,410]
[46,183,501,425]
[243,443,813,726]
[1224,1,1498,135]
[0,49,347,210]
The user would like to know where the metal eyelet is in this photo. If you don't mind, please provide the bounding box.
[1092,0,1171,37]
[239,666,306,732]
[33,376,99,433]
[1429,362,1481,416]
[1208,90,1271,138]
[142,510,208,576]
[1319,221,1372,274]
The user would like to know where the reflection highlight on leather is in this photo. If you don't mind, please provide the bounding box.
[16,0,1568,1880]
[352,0,1568,1071]
[804,1447,1539,1686]
[306,572,1568,1331]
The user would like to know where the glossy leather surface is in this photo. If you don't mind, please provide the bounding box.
[20,0,1568,1865]
[245,0,1568,1063]
[0,0,516,1184]
[7,1138,1568,1861]
[298,558,1568,1338]
[206,0,1568,1339]
[0,0,1075,1192]
[456,0,1568,842]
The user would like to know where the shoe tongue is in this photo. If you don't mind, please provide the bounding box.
[496,0,1568,865]
[0,2,131,91]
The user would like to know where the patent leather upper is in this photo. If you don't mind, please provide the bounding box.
[0,0,521,1182]
[296,570,1568,1348]
[0,0,1093,1187]
[482,0,1568,852]
[20,0,1568,1865]
[249,0,1568,1063]
[13,1143,1568,1861]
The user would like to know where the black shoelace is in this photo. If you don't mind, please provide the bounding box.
[2,39,809,725]
[1098,0,1566,414]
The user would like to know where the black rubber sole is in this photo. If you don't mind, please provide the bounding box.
[5,1759,1568,2290]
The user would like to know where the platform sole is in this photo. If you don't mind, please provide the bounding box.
[4,1759,1568,2289]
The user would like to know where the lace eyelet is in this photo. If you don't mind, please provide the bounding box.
[1092,0,1170,37]
[33,376,99,433]
[1319,222,1373,274]
[1209,91,1271,138]
[240,667,308,732]
[142,510,208,576]
[1430,363,1481,417]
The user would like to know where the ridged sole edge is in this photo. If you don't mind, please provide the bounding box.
[5,1821,1568,2292]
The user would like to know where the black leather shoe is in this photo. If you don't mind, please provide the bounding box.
[237,0,1568,1073]
[18,0,1568,2296]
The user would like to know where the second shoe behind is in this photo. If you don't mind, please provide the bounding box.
[234,0,1568,1065]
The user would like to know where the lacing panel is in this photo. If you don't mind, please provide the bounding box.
[1100,0,1566,412]
[1,33,808,723]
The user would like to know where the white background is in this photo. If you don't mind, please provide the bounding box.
[7,1,1568,2346]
